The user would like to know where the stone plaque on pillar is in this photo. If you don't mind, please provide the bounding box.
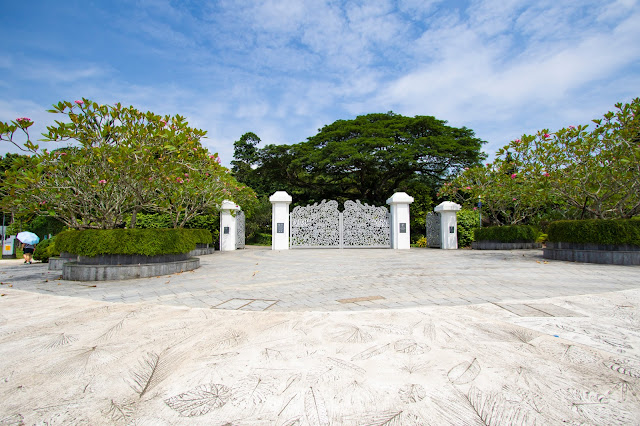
[399,223,407,233]
[277,223,284,233]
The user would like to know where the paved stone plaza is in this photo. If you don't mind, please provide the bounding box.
[1,248,639,424]
[1,246,639,311]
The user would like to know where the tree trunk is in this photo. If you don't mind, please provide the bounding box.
[130,208,138,229]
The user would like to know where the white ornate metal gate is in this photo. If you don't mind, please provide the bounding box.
[235,210,245,249]
[425,212,441,248]
[290,200,390,248]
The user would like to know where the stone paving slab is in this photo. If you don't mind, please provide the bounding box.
[1,247,638,311]
[1,247,640,423]
[1,285,639,424]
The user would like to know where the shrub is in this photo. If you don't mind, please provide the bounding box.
[183,229,213,245]
[536,233,548,244]
[33,237,60,263]
[55,228,212,256]
[247,232,271,246]
[415,236,428,248]
[457,209,481,247]
[474,225,537,243]
[127,212,220,236]
[547,219,640,246]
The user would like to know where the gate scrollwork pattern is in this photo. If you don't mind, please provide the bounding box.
[343,200,390,247]
[426,212,441,248]
[290,200,340,247]
[235,210,246,249]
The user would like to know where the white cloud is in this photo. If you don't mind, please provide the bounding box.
[370,1,640,154]
[2,0,639,168]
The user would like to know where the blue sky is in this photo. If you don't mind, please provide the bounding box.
[2,0,639,165]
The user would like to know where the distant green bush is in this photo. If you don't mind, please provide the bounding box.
[474,225,537,243]
[33,237,60,263]
[247,232,271,246]
[457,209,481,247]
[55,228,212,256]
[415,236,428,248]
[547,219,640,246]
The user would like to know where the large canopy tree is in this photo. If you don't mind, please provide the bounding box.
[1,99,255,229]
[233,112,486,206]
[440,98,640,224]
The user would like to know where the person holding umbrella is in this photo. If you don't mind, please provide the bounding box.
[16,231,39,264]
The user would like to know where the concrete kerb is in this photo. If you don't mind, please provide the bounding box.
[62,258,200,281]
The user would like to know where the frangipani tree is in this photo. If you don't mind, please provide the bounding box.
[441,98,640,223]
[1,99,255,229]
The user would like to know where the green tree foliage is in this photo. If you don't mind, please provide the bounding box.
[233,112,486,206]
[1,99,256,229]
[440,98,640,223]
[456,209,481,247]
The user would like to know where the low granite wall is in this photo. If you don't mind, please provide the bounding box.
[543,242,640,266]
[188,246,215,256]
[63,257,200,281]
[49,252,78,271]
[472,241,542,250]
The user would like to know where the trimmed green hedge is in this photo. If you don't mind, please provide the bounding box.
[547,219,640,246]
[55,228,213,257]
[474,225,537,243]
[184,229,214,245]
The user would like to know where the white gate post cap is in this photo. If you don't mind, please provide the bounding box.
[386,192,414,205]
[434,201,462,212]
[269,191,292,203]
[221,200,240,210]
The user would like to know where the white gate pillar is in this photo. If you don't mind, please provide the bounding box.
[434,201,462,249]
[220,200,240,251]
[270,191,292,250]
[387,192,414,250]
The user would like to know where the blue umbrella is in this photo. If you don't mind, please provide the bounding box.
[17,231,40,245]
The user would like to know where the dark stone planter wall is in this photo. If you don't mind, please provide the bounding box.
[77,253,189,265]
[543,242,640,265]
[472,241,542,250]
[63,258,200,281]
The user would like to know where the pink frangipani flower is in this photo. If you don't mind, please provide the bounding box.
[75,100,84,105]
[466,186,471,190]
[568,125,576,129]
[510,173,517,179]
[514,139,521,143]
[512,198,517,201]
[543,172,550,177]
[98,179,107,184]
[543,133,550,138]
